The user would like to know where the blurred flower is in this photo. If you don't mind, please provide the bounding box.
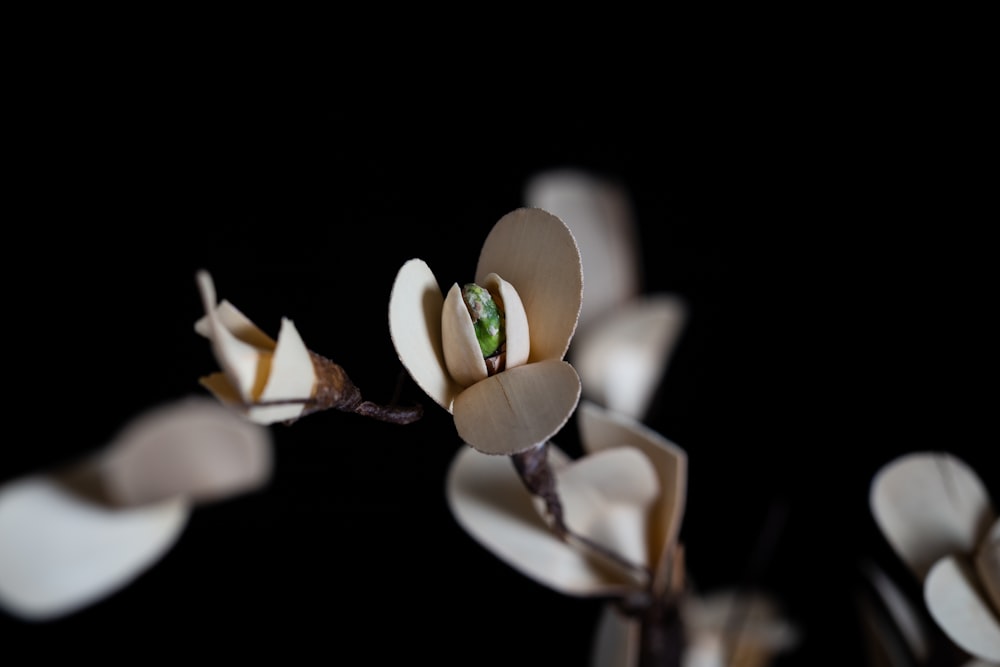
[388,207,583,455]
[0,397,272,621]
[871,451,1000,663]
[525,169,687,422]
[447,399,796,666]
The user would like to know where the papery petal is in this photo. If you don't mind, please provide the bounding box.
[96,397,273,507]
[445,444,637,597]
[453,359,580,455]
[196,270,265,402]
[476,208,583,364]
[0,475,188,621]
[388,259,463,413]
[590,603,640,667]
[924,555,1000,662]
[441,283,488,387]
[481,272,529,369]
[578,400,688,596]
[524,169,640,332]
[244,317,316,424]
[871,451,996,581]
[195,299,275,349]
[571,294,688,421]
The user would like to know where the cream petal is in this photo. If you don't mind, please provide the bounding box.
[924,555,1000,662]
[0,474,188,621]
[860,561,932,663]
[445,444,637,597]
[524,169,640,332]
[481,272,530,369]
[590,603,640,667]
[388,259,462,413]
[871,451,996,581]
[195,299,275,350]
[476,208,583,364]
[246,317,316,424]
[453,359,581,455]
[570,294,688,421]
[441,283,488,387]
[578,400,688,595]
[196,270,265,402]
[681,589,801,661]
[977,519,1000,616]
[97,397,273,507]
[549,447,659,580]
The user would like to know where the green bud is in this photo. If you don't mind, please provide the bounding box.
[462,283,505,358]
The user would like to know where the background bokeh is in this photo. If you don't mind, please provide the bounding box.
[4,85,992,665]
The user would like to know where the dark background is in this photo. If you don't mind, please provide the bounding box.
[3,66,993,665]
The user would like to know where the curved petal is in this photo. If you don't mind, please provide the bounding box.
[590,603,640,667]
[924,555,1000,662]
[445,444,638,597]
[570,294,688,421]
[0,475,188,621]
[871,451,996,581]
[453,359,580,455]
[578,400,687,595]
[441,283,488,387]
[476,208,583,364]
[97,397,273,507]
[524,169,640,332]
[388,259,463,413]
[195,270,264,402]
[246,317,316,424]
[482,272,530,369]
[195,299,275,350]
[977,518,1000,617]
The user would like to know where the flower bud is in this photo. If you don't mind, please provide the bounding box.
[462,283,505,358]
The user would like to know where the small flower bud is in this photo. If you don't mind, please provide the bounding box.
[462,283,505,358]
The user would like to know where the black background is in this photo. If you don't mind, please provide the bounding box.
[2,60,994,666]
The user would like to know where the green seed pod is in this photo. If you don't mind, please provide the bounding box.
[462,283,505,358]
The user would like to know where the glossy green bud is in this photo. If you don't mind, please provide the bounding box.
[462,283,505,358]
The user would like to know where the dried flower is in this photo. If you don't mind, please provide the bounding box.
[871,451,1000,663]
[388,207,583,455]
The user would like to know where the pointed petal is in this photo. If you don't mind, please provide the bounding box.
[482,272,529,369]
[97,397,273,507]
[476,208,583,363]
[195,299,275,350]
[445,444,637,597]
[871,452,996,580]
[236,317,318,424]
[924,555,1000,662]
[0,475,188,621]
[196,270,265,402]
[441,283,488,387]
[388,259,462,413]
[524,169,640,331]
[590,603,640,667]
[578,400,688,594]
[570,294,688,420]
[453,359,580,455]
[977,519,1000,617]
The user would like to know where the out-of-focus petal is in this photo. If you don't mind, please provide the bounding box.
[681,589,801,665]
[244,317,316,424]
[578,400,687,595]
[871,452,996,581]
[388,258,463,412]
[441,283,489,387]
[590,603,640,667]
[481,272,530,369]
[924,555,1000,662]
[0,475,188,622]
[453,359,580,455]
[96,397,273,507]
[476,208,583,364]
[524,169,640,332]
[571,294,688,421]
[977,519,1000,616]
[445,444,637,597]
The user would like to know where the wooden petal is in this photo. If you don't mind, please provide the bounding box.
[247,317,316,424]
[871,451,996,581]
[590,603,640,667]
[977,518,1000,618]
[445,444,637,597]
[524,169,640,332]
[578,400,687,596]
[97,397,273,507]
[441,283,488,387]
[570,294,688,421]
[553,447,659,575]
[482,272,530,369]
[476,208,583,364]
[924,555,1000,662]
[453,359,581,455]
[388,259,463,413]
[0,475,188,621]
